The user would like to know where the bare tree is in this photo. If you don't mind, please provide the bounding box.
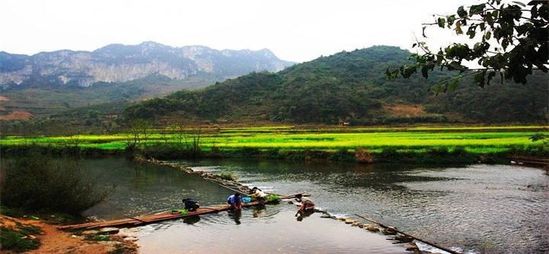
[126,119,152,150]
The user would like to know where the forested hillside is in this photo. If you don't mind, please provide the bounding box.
[125,46,548,124]
[0,42,292,119]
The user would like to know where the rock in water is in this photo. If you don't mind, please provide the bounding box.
[365,224,380,232]
[344,219,355,224]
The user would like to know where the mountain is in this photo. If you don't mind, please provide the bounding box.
[124,46,548,124]
[0,42,293,120]
[0,41,293,88]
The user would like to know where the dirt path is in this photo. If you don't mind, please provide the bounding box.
[0,215,137,254]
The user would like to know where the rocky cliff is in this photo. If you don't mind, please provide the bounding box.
[0,41,293,88]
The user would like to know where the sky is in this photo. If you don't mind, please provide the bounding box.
[0,0,481,62]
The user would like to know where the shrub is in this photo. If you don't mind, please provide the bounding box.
[0,227,40,252]
[328,149,355,162]
[0,153,110,215]
[529,133,545,142]
[355,148,374,163]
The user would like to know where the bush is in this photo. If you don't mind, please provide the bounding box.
[0,153,110,215]
[0,227,40,252]
[328,149,355,162]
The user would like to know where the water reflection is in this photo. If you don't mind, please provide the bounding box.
[80,158,232,219]
[296,210,314,222]
[182,216,201,225]
[252,205,267,218]
[77,158,548,253]
[136,206,406,254]
[181,158,549,254]
[228,209,242,225]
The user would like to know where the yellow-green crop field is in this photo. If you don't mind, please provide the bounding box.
[1,125,547,154]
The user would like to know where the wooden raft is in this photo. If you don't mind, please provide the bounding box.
[58,194,300,231]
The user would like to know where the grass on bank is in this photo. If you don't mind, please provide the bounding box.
[0,226,41,252]
[1,126,546,155]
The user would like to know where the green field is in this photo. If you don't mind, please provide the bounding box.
[1,125,547,154]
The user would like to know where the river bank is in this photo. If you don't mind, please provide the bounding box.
[2,142,547,168]
[0,214,138,254]
[1,125,547,166]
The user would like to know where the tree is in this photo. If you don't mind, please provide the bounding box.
[387,0,548,91]
[126,119,152,149]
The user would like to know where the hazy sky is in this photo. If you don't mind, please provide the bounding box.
[0,0,481,62]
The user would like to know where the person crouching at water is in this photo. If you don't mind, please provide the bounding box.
[294,194,315,218]
[227,192,242,210]
[250,187,267,203]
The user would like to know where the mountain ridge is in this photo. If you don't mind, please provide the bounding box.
[124,45,548,124]
[0,41,293,88]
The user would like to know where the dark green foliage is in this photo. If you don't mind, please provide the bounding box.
[125,46,547,124]
[426,72,548,122]
[139,144,203,160]
[388,0,549,87]
[0,227,40,252]
[125,47,416,123]
[529,133,545,142]
[0,152,111,215]
[328,149,356,162]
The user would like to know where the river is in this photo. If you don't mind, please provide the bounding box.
[81,158,548,253]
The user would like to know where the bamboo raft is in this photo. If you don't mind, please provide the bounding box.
[58,194,301,231]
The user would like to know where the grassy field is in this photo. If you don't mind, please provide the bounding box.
[1,125,547,154]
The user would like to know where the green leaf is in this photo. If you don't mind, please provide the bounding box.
[485,12,494,26]
[467,26,477,39]
[457,6,468,18]
[437,17,446,28]
[474,70,487,87]
[421,65,429,78]
[502,38,509,50]
[447,15,456,27]
[484,31,492,40]
[469,4,486,16]
[400,65,417,78]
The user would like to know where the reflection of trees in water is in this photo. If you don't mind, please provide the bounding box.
[196,158,457,191]
[80,158,233,219]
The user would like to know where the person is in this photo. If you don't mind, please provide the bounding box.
[227,192,242,210]
[250,187,267,202]
[294,194,315,217]
[182,198,200,211]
